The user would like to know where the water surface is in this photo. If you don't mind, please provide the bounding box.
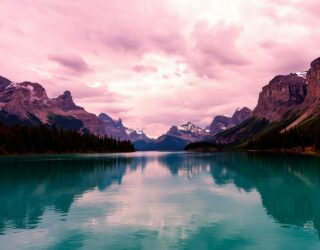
[0,152,320,249]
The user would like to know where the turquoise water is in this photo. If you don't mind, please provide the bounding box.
[0,152,320,249]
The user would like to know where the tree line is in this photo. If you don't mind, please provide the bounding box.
[0,123,135,155]
[247,117,320,151]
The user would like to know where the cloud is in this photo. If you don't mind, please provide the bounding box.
[1,0,320,137]
[193,21,248,66]
[48,54,92,74]
[132,65,157,73]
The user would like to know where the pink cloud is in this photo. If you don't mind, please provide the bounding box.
[1,0,320,137]
[48,54,92,74]
[132,65,157,73]
[185,21,249,79]
[193,21,248,66]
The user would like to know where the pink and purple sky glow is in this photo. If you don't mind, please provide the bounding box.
[1,0,320,137]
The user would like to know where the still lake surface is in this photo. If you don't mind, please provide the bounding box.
[0,151,320,249]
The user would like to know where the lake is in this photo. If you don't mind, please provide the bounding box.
[0,152,320,249]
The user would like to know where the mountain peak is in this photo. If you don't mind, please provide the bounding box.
[63,90,72,97]
[98,113,113,122]
[209,107,252,136]
[51,90,83,112]
[232,107,252,124]
[178,122,196,130]
[19,81,48,100]
[0,76,11,90]
[166,122,206,142]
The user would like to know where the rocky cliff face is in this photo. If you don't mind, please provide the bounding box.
[253,74,307,121]
[305,57,320,103]
[209,107,252,136]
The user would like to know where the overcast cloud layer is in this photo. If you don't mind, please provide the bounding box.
[1,0,320,137]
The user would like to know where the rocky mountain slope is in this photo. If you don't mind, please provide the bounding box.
[0,75,150,142]
[213,56,320,146]
[0,75,106,134]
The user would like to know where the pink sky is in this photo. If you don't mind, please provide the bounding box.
[1,0,320,137]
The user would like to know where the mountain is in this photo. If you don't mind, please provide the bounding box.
[0,75,151,144]
[125,128,151,142]
[51,91,106,135]
[136,108,252,151]
[167,122,208,141]
[99,112,151,142]
[212,56,320,148]
[98,113,128,140]
[253,74,307,121]
[208,107,252,136]
[0,75,107,135]
[135,122,206,151]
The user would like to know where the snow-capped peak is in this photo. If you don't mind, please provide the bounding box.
[296,71,307,78]
[177,122,206,134]
[125,128,144,135]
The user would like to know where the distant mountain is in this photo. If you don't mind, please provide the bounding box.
[125,128,151,142]
[99,112,151,142]
[134,134,190,151]
[136,109,253,151]
[208,107,252,136]
[167,122,208,141]
[134,122,206,151]
[98,113,128,140]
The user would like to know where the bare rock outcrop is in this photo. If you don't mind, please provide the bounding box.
[253,74,307,121]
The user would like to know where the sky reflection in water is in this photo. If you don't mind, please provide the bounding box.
[0,152,320,249]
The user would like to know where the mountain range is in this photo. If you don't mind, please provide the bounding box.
[0,74,251,150]
[134,108,252,150]
[0,75,148,143]
[4,56,318,152]
[207,57,320,149]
